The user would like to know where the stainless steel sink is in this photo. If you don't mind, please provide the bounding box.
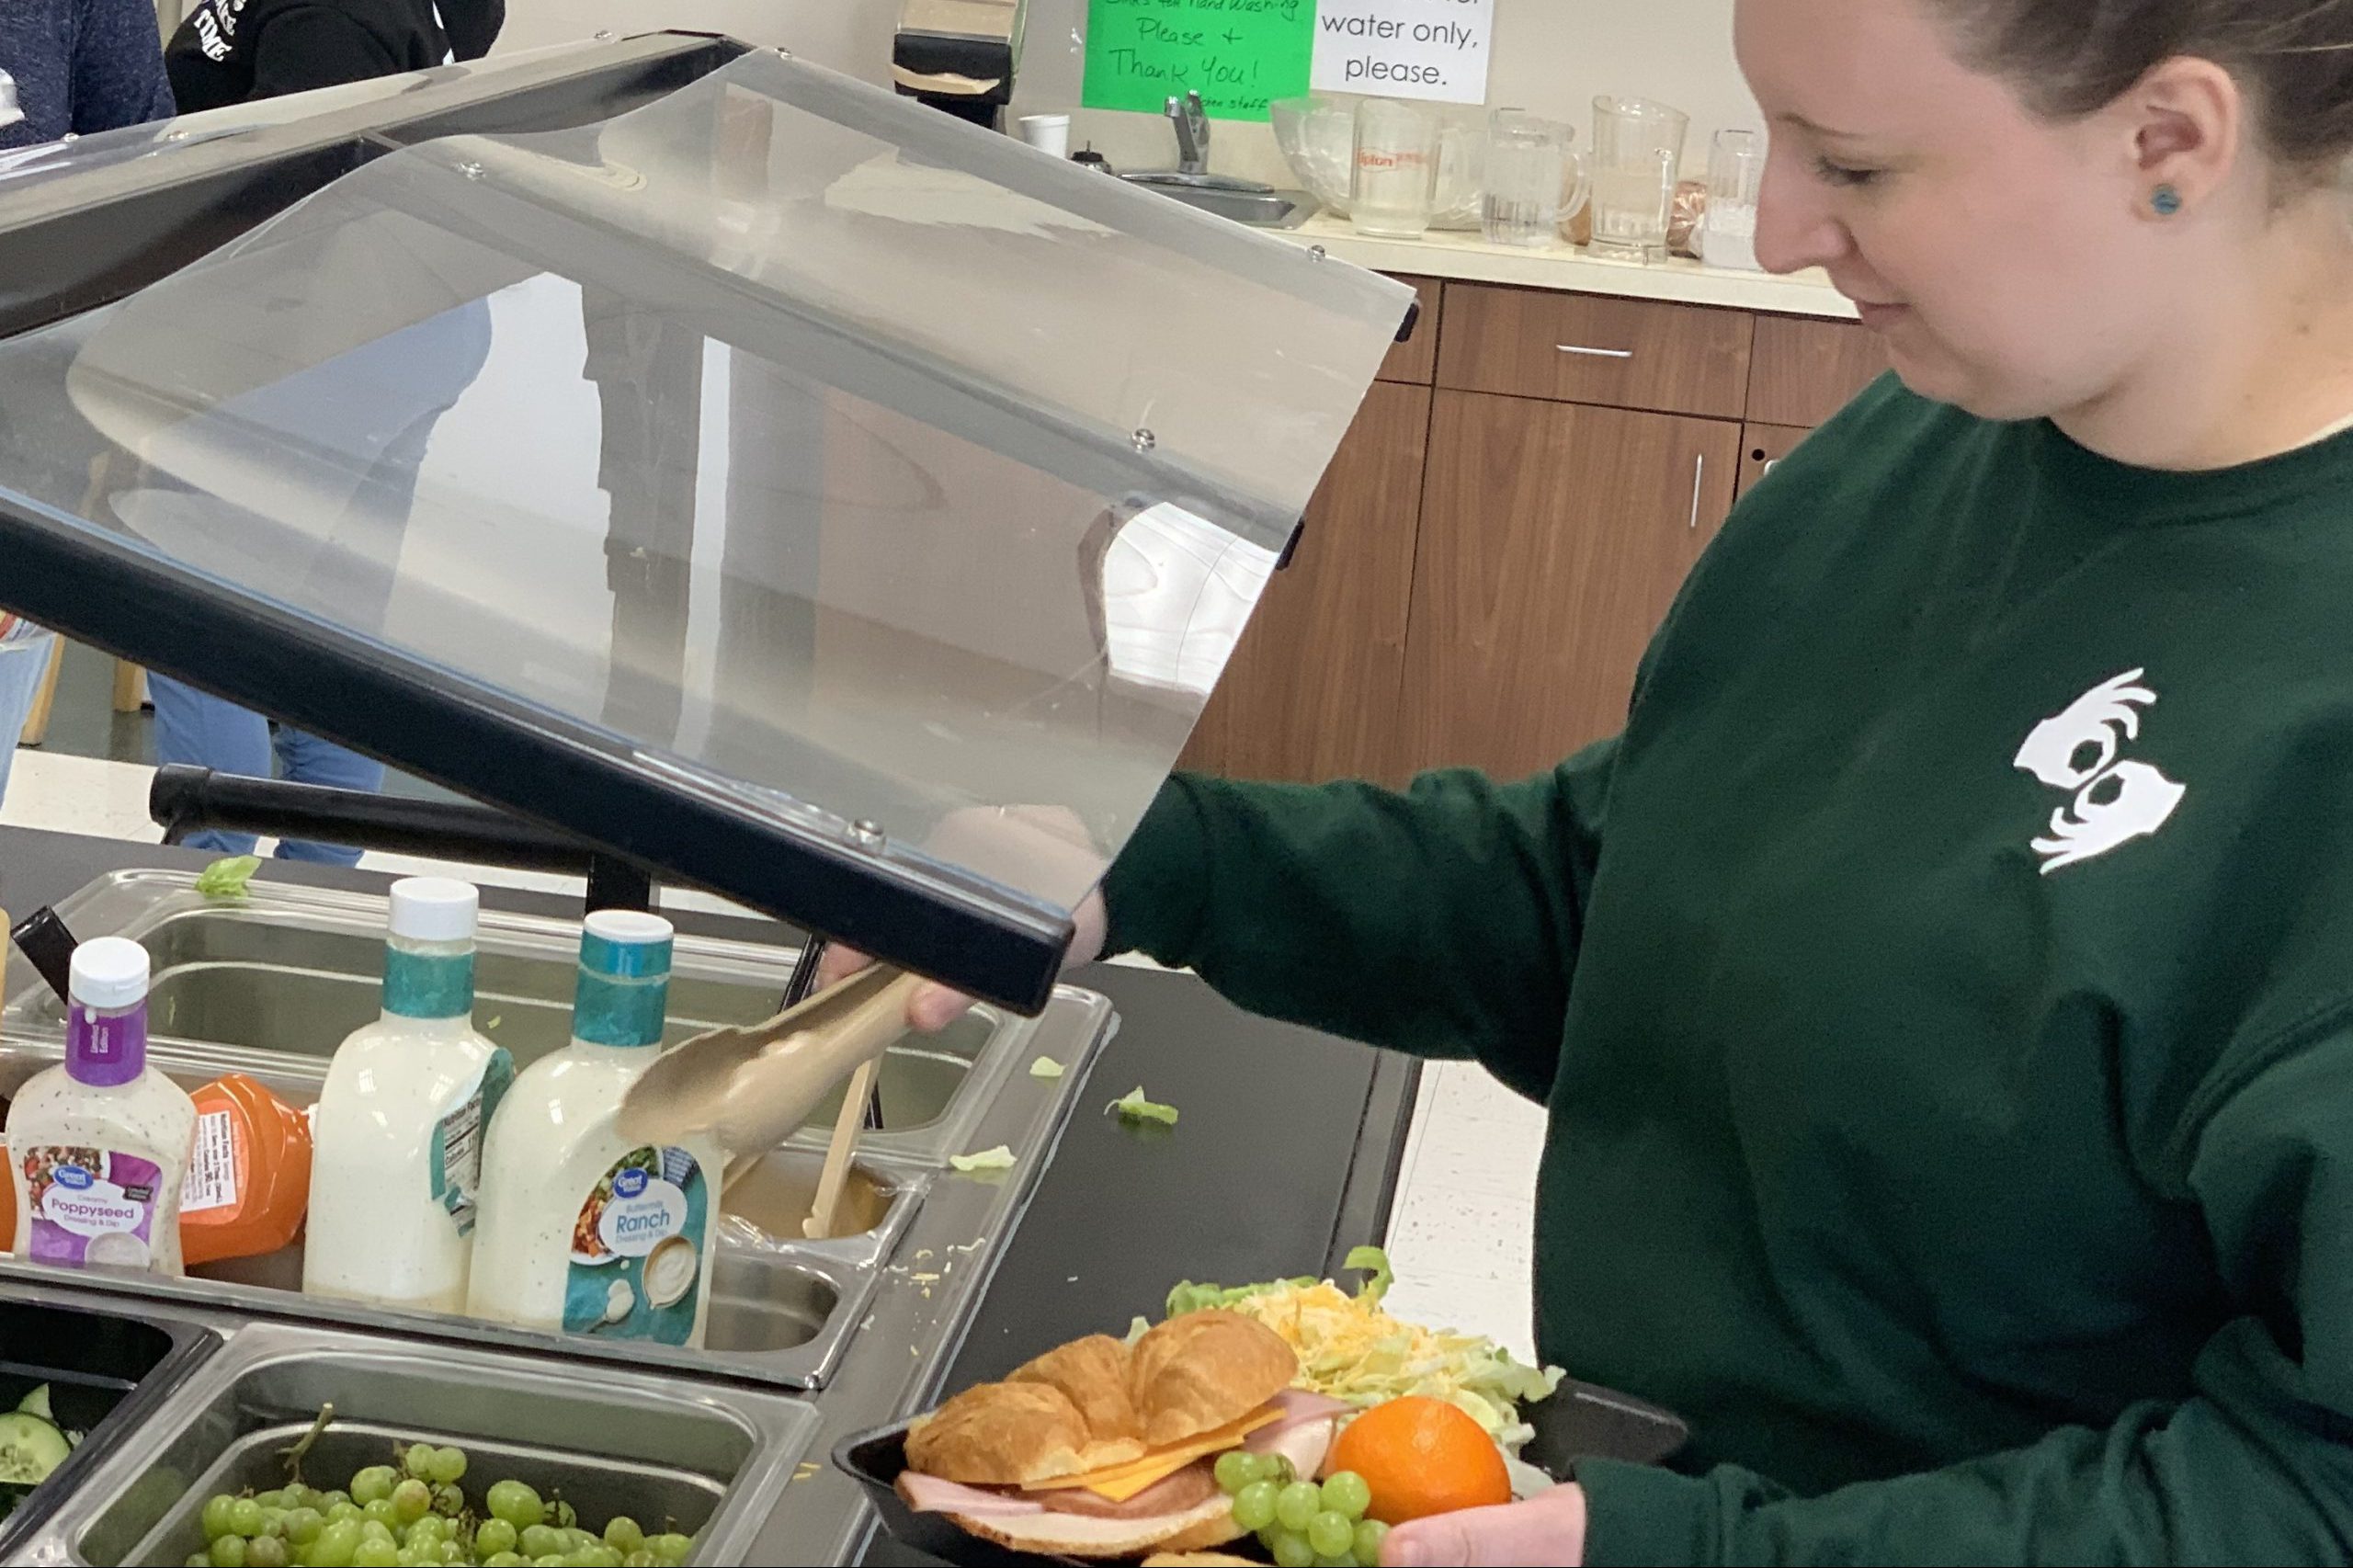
[1122,176,1317,229]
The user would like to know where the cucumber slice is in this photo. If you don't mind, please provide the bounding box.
[0,1411,71,1486]
[14,1385,51,1422]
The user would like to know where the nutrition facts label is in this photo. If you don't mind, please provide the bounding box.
[182,1109,237,1214]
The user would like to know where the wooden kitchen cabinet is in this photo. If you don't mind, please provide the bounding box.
[1438,283,1754,420]
[1745,315,1888,427]
[1738,422,1811,497]
[1378,276,1444,385]
[1180,381,1433,783]
[1396,392,1742,778]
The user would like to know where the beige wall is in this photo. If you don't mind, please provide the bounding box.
[495,0,1759,187]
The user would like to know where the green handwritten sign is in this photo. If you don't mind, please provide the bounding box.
[1082,0,1315,123]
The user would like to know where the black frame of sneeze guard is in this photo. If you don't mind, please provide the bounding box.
[0,31,1080,1014]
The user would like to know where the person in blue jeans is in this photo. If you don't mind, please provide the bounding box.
[0,0,176,808]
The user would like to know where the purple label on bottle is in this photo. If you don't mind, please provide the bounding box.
[22,1147,164,1270]
[67,1003,146,1087]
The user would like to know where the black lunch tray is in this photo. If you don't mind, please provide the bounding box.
[837,1378,1688,1567]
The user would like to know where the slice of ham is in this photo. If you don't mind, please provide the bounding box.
[1253,1416,1336,1483]
[896,1471,1047,1517]
[1038,1460,1221,1520]
[1244,1390,1353,1449]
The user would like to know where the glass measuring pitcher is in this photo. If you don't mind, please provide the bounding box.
[1699,127,1766,270]
[1588,96,1689,262]
[1480,109,1590,249]
[1352,97,1441,239]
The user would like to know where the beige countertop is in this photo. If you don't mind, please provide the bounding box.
[1270,213,1857,320]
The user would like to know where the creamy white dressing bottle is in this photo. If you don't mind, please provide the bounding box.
[466,911,721,1346]
[7,938,196,1276]
[303,878,510,1313]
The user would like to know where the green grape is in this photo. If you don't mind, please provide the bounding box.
[202,1494,241,1541]
[532,1558,565,1568]
[284,1508,325,1547]
[475,1519,518,1558]
[430,1484,463,1519]
[645,1533,691,1567]
[390,1480,430,1525]
[484,1557,527,1568]
[603,1517,644,1555]
[1352,1518,1390,1567]
[426,1448,467,1485]
[486,1481,543,1530]
[1213,1451,1257,1495]
[324,1491,353,1510]
[358,1522,396,1546]
[229,1499,267,1538]
[1315,1556,1355,1568]
[622,1556,656,1568]
[362,1500,399,1531]
[403,1444,437,1480]
[255,1490,292,1512]
[351,1469,398,1507]
[209,1536,248,1568]
[1308,1510,1355,1558]
[1320,1471,1371,1522]
[401,1516,444,1549]
[518,1525,563,1560]
[551,1501,578,1531]
[351,1540,399,1568]
[437,1545,464,1567]
[188,1554,212,1568]
[261,1508,291,1538]
[1270,1528,1317,1568]
[1275,1482,1323,1533]
[327,1502,365,1527]
[311,1519,364,1568]
[1231,1480,1280,1533]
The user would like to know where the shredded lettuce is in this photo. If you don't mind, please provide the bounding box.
[949,1145,1017,1173]
[1164,1247,1564,1450]
[194,855,263,901]
[1106,1085,1178,1127]
[1029,1056,1065,1080]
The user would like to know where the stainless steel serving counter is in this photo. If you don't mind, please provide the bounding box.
[0,826,1418,1565]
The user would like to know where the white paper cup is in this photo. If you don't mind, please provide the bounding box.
[1018,114,1072,158]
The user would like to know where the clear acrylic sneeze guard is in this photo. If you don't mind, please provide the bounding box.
[0,50,1412,1007]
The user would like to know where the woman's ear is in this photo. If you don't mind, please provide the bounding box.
[2119,54,2244,216]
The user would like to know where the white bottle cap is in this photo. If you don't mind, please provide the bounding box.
[389,878,480,943]
[584,908,674,947]
[69,937,150,1010]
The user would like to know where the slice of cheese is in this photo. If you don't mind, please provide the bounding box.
[1021,1404,1284,1502]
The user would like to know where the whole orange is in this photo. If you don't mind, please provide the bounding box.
[1326,1395,1512,1525]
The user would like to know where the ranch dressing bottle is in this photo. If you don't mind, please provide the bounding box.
[304,878,510,1312]
[466,911,720,1346]
[7,938,196,1276]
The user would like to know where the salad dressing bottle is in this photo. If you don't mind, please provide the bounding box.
[304,878,510,1312]
[6,938,197,1276]
[466,911,722,1346]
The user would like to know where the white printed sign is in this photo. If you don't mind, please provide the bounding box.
[1311,0,1493,105]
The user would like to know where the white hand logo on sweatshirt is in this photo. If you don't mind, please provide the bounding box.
[2013,669,2186,874]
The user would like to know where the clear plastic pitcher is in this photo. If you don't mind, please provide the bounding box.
[1480,109,1590,248]
[1699,127,1767,270]
[1352,97,1442,239]
[1588,96,1689,262]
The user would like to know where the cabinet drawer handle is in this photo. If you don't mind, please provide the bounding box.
[1688,454,1706,530]
[1556,344,1634,359]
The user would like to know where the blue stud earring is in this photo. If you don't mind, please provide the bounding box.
[2152,184,2183,216]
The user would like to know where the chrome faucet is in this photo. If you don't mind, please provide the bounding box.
[1166,92,1209,176]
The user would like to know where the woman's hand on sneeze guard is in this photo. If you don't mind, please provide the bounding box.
[815,805,1111,1033]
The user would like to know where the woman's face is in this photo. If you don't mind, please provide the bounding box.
[1734,0,2182,420]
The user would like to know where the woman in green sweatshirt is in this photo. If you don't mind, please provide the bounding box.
[847,0,2353,1560]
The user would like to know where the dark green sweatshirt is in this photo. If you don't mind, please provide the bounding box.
[1105,380,2353,1565]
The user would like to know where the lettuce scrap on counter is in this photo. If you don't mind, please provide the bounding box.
[1163,1247,1563,1449]
[193,855,263,901]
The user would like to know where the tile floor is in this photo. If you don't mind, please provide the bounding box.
[5,672,1552,1368]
